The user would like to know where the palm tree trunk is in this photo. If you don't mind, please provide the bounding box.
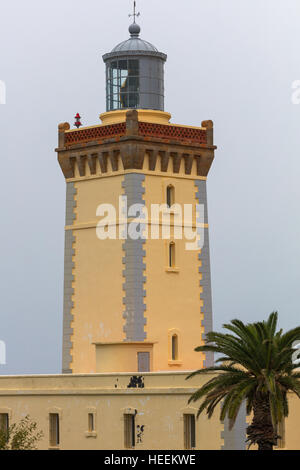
[246,392,277,450]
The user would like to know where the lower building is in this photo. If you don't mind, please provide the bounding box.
[1,371,300,449]
[0,372,223,450]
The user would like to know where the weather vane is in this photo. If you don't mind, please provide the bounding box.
[129,1,140,23]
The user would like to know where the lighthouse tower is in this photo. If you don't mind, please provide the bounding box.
[57,16,216,375]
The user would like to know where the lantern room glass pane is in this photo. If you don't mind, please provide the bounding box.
[106,59,140,111]
[111,62,118,80]
[119,60,128,72]
[129,93,139,108]
[128,77,139,92]
[120,76,128,92]
[129,60,139,76]
[120,92,128,109]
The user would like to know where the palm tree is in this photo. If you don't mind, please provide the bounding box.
[187,312,300,450]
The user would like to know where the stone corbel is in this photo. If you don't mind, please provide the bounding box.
[109,149,120,171]
[58,152,75,179]
[183,154,193,175]
[160,151,170,172]
[76,155,86,177]
[172,152,181,173]
[147,149,159,171]
[87,154,97,175]
[98,152,108,173]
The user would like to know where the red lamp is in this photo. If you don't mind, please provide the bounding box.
[74,113,82,128]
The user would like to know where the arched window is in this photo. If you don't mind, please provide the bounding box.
[172,334,178,361]
[169,242,175,268]
[166,185,175,208]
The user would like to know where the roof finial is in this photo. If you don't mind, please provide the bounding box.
[129,1,140,24]
[128,1,141,37]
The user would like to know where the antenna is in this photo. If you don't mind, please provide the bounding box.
[129,1,140,23]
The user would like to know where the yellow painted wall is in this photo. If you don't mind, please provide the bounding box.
[144,173,205,371]
[67,164,207,373]
[70,176,125,373]
[278,393,300,450]
[1,372,300,450]
[94,343,154,373]
[0,372,222,450]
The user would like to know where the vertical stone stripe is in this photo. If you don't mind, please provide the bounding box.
[122,174,147,341]
[195,180,214,368]
[221,402,247,450]
[62,182,77,373]
[65,182,77,226]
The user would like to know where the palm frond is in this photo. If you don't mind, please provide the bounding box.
[187,311,300,449]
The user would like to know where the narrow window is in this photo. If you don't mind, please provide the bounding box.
[0,413,9,441]
[184,414,196,449]
[166,185,175,208]
[138,352,150,372]
[88,413,95,433]
[124,414,135,449]
[172,334,178,360]
[169,242,175,268]
[49,413,60,447]
[277,420,285,448]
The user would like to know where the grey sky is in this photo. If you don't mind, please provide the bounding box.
[0,0,299,374]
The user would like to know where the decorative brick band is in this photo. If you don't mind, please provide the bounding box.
[122,174,147,341]
[65,122,126,146]
[62,183,77,373]
[195,180,214,368]
[64,122,207,147]
[138,122,207,144]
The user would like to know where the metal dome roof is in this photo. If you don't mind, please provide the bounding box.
[111,37,158,53]
[102,23,167,62]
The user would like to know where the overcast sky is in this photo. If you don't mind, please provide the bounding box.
[0,0,299,374]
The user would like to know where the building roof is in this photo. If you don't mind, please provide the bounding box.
[102,23,167,62]
[111,37,158,53]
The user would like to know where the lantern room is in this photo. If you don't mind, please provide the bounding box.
[102,22,167,112]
